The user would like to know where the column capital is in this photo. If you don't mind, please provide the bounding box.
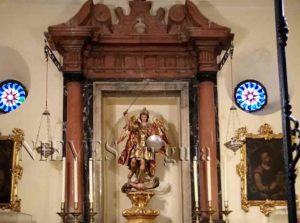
[45,26,92,73]
[194,40,220,73]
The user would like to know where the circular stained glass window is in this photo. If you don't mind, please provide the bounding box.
[0,80,27,113]
[234,80,267,112]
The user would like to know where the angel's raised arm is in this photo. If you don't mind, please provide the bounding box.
[116,129,130,144]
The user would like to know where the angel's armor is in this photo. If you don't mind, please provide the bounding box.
[129,123,154,161]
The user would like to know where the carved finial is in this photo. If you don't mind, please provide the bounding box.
[134,17,147,34]
[137,17,144,23]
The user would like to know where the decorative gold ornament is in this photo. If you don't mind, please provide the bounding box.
[258,123,274,140]
[236,124,287,216]
[122,191,159,223]
[235,127,247,141]
[259,200,276,217]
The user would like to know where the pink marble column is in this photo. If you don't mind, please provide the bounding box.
[65,79,84,212]
[196,41,221,219]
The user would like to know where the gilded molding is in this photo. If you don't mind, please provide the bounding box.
[0,128,24,212]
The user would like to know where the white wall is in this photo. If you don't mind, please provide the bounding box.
[0,1,85,222]
[204,0,300,222]
[0,0,299,222]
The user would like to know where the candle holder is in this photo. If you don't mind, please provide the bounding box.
[221,201,232,223]
[57,202,68,223]
[88,202,97,223]
[207,201,216,223]
[200,201,215,223]
[193,202,202,223]
[70,202,82,223]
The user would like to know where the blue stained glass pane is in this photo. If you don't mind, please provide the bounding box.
[234,80,267,112]
[0,80,27,113]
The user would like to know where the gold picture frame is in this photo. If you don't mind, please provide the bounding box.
[236,124,287,216]
[0,128,24,211]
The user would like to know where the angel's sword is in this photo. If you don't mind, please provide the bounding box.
[124,81,149,113]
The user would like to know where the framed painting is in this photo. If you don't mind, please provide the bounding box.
[236,124,287,216]
[0,128,24,211]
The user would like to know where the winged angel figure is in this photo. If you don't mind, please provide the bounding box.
[117,107,169,192]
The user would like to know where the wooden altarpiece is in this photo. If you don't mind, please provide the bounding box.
[45,0,233,221]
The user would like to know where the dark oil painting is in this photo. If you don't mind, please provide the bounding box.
[246,138,286,201]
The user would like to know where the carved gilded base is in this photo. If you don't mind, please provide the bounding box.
[122,191,159,223]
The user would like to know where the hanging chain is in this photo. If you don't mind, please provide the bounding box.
[44,42,52,144]
[229,46,235,106]
[225,44,240,141]
[45,48,49,109]
[35,114,44,148]
[34,42,54,149]
[47,115,52,143]
[225,107,233,141]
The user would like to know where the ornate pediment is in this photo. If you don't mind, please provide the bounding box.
[45,0,233,76]
[48,0,231,38]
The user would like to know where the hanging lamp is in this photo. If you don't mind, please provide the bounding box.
[223,45,243,154]
[34,42,56,158]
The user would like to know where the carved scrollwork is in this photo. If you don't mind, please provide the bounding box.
[9,197,21,212]
[235,126,248,142]
[236,157,245,178]
[11,128,24,149]
[169,5,186,24]
[241,194,250,212]
[13,165,23,180]
[259,200,276,217]
[258,123,274,140]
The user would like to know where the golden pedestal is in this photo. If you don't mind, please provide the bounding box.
[122,191,159,223]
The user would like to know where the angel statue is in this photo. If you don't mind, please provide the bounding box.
[117,107,169,192]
